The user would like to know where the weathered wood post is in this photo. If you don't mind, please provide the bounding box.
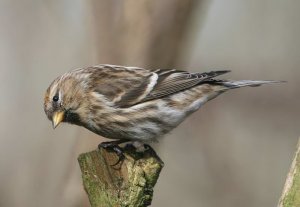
[78,146,164,207]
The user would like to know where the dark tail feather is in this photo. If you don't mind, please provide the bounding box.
[221,80,285,89]
[203,70,231,79]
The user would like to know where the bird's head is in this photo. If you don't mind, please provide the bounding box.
[44,73,87,128]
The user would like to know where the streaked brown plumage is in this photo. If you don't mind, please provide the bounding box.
[44,64,281,143]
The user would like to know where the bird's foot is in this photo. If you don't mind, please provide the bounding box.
[98,141,162,166]
[123,142,162,163]
[98,140,129,166]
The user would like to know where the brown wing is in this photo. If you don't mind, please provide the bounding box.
[89,65,155,106]
[90,65,230,107]
[142,69,230,102]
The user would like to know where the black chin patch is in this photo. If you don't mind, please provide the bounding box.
[64,110,81,125]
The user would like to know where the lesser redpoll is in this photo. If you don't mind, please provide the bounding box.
[44,64,281,161]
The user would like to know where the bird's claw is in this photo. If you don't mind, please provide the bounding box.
[98,141,127,167]
[98,141,160,167]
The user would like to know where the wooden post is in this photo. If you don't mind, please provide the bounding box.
[278,138,300,207]
[78,146,164,207]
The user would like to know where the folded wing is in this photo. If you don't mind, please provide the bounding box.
[91,65,230,107]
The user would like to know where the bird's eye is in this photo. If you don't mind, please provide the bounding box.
[53,95,59,102]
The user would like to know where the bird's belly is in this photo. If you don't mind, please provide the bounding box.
[87,85,223,142]
[97,103,188,142]
[87,107,184,142]
[94,118,172,142]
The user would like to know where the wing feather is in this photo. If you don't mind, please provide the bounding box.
[90,65,230,107]
[142,69,230,102]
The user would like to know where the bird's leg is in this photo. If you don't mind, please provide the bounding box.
[124,142,164,165]
[124,142,158,157]
[123,141,144,152]
[98,140,129,166]
[124,142,154,153]
[98,139,129,149]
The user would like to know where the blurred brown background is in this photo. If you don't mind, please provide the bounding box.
[0,0,299,207]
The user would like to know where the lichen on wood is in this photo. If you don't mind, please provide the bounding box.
[278,138,300,207]
[78,146,164,207]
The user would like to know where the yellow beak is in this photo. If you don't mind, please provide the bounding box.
[52,111,64,129]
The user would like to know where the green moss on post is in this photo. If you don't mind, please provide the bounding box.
[78,146,164,207]
[278,138,300,207]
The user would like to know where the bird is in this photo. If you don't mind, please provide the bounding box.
[44,64,281,163]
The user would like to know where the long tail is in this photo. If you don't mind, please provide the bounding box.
[220,80,285,89]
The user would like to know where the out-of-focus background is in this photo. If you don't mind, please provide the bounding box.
[0,0,299,206]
